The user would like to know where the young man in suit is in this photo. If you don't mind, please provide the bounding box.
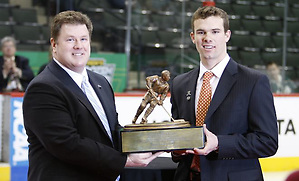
[23,11,161,181]
[170,6,278,181]
[0,36,34,92]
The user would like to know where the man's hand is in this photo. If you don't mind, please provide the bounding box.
[186,124,218,156]
[2,59,22,78]
[12,66,22,78]
[125,152,163,167]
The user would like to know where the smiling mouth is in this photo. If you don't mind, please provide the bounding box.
[72,53,84,56]
[202,45,215,49]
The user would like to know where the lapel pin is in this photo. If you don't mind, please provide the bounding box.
[98,85,102,89]
[186,91,191,101]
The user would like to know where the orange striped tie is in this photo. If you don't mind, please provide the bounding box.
[191,71,214,172]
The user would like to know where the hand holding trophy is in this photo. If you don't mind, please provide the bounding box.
[120,70,205,153]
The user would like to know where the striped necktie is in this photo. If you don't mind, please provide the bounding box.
[81,76,112,141]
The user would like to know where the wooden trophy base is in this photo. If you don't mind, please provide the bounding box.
[120,120,204,153]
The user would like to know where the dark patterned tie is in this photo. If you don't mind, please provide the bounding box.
[191,71,214,172]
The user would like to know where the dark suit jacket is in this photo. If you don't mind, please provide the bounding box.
[0,55,34,91]
[170,59,278,181]
[23,61,127,181]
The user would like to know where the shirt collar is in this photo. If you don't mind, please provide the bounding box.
[199,54,230,80]
[53,58,88,88]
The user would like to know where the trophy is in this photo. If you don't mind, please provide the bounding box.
[120,70,204,153]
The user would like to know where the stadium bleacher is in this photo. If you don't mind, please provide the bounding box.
[0,0,298,76]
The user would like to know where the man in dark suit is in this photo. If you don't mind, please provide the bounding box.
[23,11,161,181]
[170,6,278,181]
[0,36,34,92]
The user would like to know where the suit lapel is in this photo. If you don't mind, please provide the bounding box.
[187,68,200,126]
[205,59,238,121]
[48,61,111,140]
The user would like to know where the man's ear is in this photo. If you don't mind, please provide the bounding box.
[225,30,231,43]
[190,31,195,44]
[50,38,56,53]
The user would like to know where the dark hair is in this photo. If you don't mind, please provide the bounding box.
[191,6,229,33]
[51,11,93,42]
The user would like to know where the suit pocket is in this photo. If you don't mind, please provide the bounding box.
[228,169,263,181]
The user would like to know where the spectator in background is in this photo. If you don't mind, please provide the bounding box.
[0,36,34,92]
[266,61,297,94]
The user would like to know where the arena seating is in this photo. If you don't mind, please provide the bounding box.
[0,0,298,74]
[75,0,298,77]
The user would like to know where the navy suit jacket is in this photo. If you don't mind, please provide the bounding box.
[170,59,278,181]
[23,60,127,181]
[0,55,34,91]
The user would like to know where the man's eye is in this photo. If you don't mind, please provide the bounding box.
[67,38,74,42]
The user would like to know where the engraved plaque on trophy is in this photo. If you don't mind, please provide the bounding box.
[120,70,204,153]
